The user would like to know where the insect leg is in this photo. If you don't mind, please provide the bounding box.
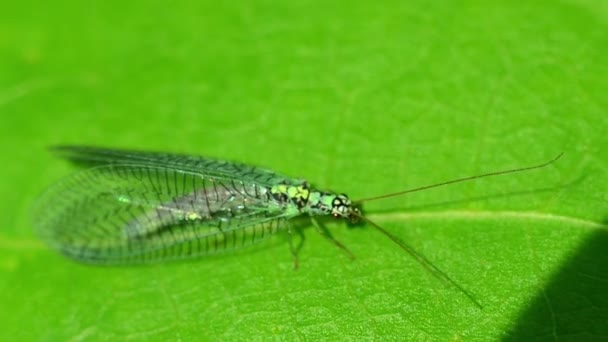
[310,217,355,260]
[286,222,305,270]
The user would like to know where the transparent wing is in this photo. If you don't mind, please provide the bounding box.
[51,145,305,186]
[32,164,296,264]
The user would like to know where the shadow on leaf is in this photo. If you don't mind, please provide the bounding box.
[505,229,608,341]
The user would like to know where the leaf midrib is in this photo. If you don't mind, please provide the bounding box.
[1,209,604,252]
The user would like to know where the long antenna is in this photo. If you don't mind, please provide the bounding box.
[357,214,483,308]
[355,152,563,203]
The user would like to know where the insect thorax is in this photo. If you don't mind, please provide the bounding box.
[269,183,310,208]
[269,183,355,219]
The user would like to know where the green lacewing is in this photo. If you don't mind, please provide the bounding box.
[33,146,562,306]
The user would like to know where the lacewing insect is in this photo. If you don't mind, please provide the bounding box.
[33,146,562,306]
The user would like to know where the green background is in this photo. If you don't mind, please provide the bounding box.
[1,0,607,340]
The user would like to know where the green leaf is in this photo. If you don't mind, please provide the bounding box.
[1,0,607,340]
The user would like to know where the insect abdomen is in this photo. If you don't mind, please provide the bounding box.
[33,165,289,264]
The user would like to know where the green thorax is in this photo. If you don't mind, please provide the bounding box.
[269,183,356,219]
